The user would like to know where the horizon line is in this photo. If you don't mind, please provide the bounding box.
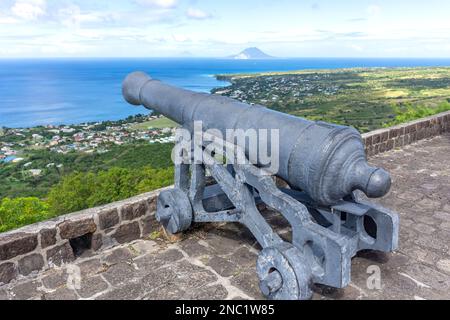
[1,56,450,60]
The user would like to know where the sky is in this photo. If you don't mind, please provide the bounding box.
[0,0,449,58]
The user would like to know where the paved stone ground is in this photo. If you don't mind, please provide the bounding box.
[0,134,449,300]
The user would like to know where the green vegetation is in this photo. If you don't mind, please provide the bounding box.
[0,142,174,199]
[0,140,175,232]
[214,67,450,133]
[130,117,178,130]
[47,166,174,216]
[384,101,450,127]
[0,197,53,233]
[0,113,176,233]
[0,165,174,232]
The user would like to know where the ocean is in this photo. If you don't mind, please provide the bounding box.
[1,58,450,128]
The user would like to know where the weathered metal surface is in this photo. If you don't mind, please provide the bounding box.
[257,243,313,300]
[156,189,192,234]
[122,72,400,300]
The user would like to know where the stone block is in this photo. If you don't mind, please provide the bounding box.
[230,271,265,300]
[42,269,68,289]
[372,133,381,144]
[121,200,147,221]
[18,253,44,276]
[98,208,120,230]
[0,233,38,260]
[0,289,8,300]
[59,218,97,240]
[44,287,77,300]
[205,256,238,277]
[140,214,158,236]
[0,262,17,285]
[91,234,103,251]
[46,242,75,266]
[112,222,141,244]
[40,228,57,248]
[386,139,394,151]
[10,280,42,300]
[77,258,105,277]
[98,283,144,300]
[373,144,379,155]
[102,262,139,286]
[104,247,134,265]
[147,196,157,212]
[190,284,228,300]
[76,276,109,299]
[406,123,416,134]
[389,128,398,139]
[417,130,425,141]
[394,136,404,148]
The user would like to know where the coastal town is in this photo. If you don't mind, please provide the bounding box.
[213,67,450,133]
[214,72,342,105]
[0,114,177,169]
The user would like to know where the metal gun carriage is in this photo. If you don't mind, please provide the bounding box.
[123,71,399,300]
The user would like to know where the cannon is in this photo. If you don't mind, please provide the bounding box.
[123,71,399,300]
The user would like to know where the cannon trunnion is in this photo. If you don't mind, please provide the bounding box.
[123,71,399,300]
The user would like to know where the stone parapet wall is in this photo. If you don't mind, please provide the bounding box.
[362,111,450,157]
[0,189,167,285]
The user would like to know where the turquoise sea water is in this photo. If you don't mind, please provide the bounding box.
[1,58,450,128]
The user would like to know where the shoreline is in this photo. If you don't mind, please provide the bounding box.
[214,65,450,81]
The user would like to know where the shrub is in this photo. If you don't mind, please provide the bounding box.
[47,166,174,215]
[0,197,52,233]
[385,101,450,127]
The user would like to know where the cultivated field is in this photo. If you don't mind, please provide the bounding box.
[214,67,450,132]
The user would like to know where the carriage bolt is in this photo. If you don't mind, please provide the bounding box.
[260,270,283,296]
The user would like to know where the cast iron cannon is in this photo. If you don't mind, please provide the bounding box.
[123,71,399,300]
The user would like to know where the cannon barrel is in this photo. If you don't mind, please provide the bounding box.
[122,71,391,206]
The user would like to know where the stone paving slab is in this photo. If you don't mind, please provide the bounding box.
[0,134,449,300]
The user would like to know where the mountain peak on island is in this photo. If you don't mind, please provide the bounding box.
[229,47,274,60]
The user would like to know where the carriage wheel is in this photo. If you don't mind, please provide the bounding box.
[256,242,313,300]
[156,188,193,234]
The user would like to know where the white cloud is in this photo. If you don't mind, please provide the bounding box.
[367,5,382,17]
[11,0,46,21]
[172,33,189,42]
[58,5,120,29]
[0,15,20,24]
[350,44,364,52]
[136,0,177,9]
[186,8,211,20]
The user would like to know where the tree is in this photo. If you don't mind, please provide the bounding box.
[0,197,51,232]
[47,172,97,215]
[47,166,174,215]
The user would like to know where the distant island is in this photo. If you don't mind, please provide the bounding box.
[228,47,274,60]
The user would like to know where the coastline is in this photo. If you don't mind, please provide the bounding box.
[214,65,450,81]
